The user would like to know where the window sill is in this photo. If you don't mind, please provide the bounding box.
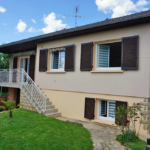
[92,119,117,127]
[91,70,123,73]
[46,71,66,74]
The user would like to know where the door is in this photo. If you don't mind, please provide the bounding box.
[20,57,30,74]
[19,57,30,82]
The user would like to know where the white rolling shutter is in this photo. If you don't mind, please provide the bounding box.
[98,45,109,67]
[108,102,116,118]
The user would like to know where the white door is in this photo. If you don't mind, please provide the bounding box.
[20,57,30,74]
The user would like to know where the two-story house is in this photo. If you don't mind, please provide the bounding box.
[0,10,150,135]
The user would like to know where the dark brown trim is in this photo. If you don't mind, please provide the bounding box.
[1,14,150,54]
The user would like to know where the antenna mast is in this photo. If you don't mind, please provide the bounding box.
[75,6,79,27]
[63,5,84,27]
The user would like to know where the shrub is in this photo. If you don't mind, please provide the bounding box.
[114,103,145,145]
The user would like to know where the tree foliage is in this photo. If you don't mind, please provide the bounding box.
[0,53,9,69]
[0,101,21,117]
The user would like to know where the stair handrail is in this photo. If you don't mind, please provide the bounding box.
[0,68,47,113]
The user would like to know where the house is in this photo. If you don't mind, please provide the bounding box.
[0,10,150,135]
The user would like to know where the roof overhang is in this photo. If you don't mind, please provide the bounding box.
[1,13,150,54]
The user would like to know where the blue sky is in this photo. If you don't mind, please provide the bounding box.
[0,0,150,44]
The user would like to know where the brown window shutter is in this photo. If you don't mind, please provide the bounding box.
[84,98,95,119]
[13,57,18,69]
[65,44,75,71]
[115,101,127,126]
[29,55,35,81]
[39,49,48,72]
[122,35,139,70]
[80,42,93,71]
[13,57,18,82]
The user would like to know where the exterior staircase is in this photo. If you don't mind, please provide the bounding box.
[44,100,61,117]
[0,68,61,117]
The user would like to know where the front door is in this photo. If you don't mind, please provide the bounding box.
[20,57,30,74]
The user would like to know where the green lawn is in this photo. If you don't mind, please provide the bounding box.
[0,109,93,150]
[117,134,146,150]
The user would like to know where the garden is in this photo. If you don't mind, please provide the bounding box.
[0,108,93,150]
[115,103,146,150]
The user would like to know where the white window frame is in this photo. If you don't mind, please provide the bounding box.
[95,40,122,71]
[97,100,116,122]
[50,50,65,71]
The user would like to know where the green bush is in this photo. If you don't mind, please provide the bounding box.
[114,103,146,149]
[117,134,146,150]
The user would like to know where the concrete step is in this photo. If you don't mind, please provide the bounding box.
[44,108,58,114]
[140,111,148,115]
[47,101,52,105]
[140,102,149,106]
[45,112,61,118]
[140,120,148,124]
[46,105,55,109]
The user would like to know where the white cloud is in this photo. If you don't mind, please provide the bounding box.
[16,20,27,32]
[95,0,149,18]
[3,23,7,25]
[62,15,65,19]
[0,6,6,13]
[42,12,67,34]
[28,27,41,32]
[31,19,36,23]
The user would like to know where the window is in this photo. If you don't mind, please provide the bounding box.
[98,100,116,121]
[50,48,65,71]
[96,41,121,70]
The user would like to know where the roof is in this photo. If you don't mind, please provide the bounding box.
[1,10,150,54]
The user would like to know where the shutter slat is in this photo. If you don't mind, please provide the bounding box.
[80,42,93,71]
[122,35,139,70]
[29,55,35,81]
[65,44,75,71]
[84,98,95,119]
[39,49,48,72]
[115,101,127,126]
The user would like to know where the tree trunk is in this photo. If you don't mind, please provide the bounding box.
[10,110,13,117]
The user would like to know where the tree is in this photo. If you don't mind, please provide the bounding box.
[0,101,21,117]
[0,53,9,69]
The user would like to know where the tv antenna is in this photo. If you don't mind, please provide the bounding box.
[64,6,84,27]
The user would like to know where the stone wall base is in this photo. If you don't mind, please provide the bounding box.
[20,91,36,112]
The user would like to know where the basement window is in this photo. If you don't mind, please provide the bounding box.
[98,100,116,121]
[96,41,121,70]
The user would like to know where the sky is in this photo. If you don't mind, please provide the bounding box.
[0,0,150,44]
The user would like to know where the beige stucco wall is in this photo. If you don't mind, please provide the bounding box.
[35,23,150,98]
[42,89,148,135]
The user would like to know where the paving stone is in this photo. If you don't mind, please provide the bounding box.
[56,117,126,150]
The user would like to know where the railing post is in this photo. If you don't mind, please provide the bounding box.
[31,83,33,103]
[9,69,12,83]
[45,97,46,111]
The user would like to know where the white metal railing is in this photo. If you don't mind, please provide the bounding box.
[0,68,47,113]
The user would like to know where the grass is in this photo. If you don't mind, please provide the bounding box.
[0,109,93,150]
[117,134,146,150]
